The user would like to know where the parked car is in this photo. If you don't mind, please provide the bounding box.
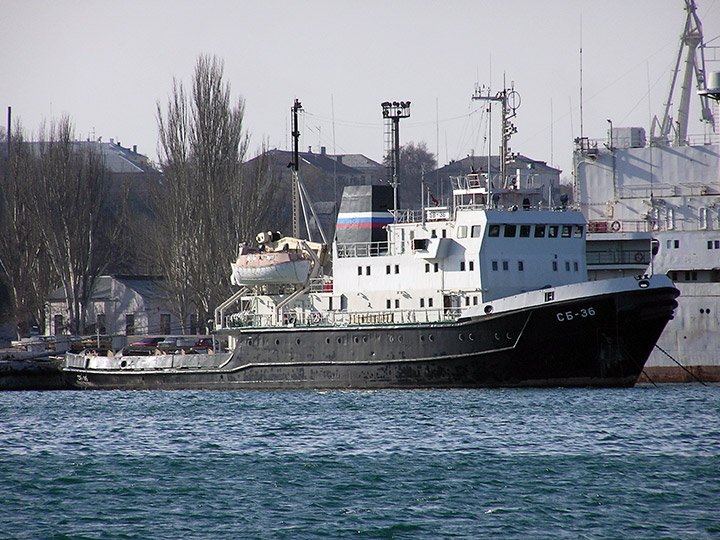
[157,336,196,353]
[194,337,214,352]
[71,335,113,353]
[122,336,165,356]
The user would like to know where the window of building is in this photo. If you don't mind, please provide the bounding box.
[488,225,500,237]
[565,261,571,271]
[54,314,64,335]
[457,225,467,238]
[471,225,482,237]
[518,261,524,271]
[519,225,531,237]
[504,224,517,237]
[492,260,498,271]
[574,261,579,271]
[125,314,135,336]
[160,314,171,335]
[96,314,106,334]
[534,225,546,238]
[552,261,558,271]
[502,261,509,271]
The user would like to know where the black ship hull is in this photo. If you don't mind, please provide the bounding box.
[63,284,679,390]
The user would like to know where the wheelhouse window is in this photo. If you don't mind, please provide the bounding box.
[548,225,559,238]
[504,224,517,237]
[534,225,546,238]
[471,225,482,238]
[561,225,572,238]
[574,225,584,238]
[457,225,467,238]
[488,225,500,237]
[519,225,531,237]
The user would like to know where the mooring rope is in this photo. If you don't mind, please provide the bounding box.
[654,344,707,386]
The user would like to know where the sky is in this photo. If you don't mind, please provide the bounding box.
[2,0,720,180]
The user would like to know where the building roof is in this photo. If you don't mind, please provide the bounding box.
[437,154,561,176]
[47,275,167,303]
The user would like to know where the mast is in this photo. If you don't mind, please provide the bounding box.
[291,99,302,238]
[381,101,411,220]
[472,84,520,190]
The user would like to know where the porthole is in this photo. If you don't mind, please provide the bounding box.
[326,337,331,344]
[296,338,301,345]
[398,335,403,343]
[468,333,475,341]
[420,335,425,342]
[363,336,368,343]
[247,339,253,346]
[428,334,434,342]
[354,337,359,344]
[120,360,127,368]
[389,336,395,342]
[458,334,464,341]
[337,337,343,344]
[275,339,280,345]
[484,305,493,314]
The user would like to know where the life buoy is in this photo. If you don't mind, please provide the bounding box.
[610,221,621,232]
[311,312,322,324]
[634,252,644,263]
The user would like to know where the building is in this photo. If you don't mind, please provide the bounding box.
[45,275,194,339]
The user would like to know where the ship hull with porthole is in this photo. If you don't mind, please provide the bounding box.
[62,276,678,390]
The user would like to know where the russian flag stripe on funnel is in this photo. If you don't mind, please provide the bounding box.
[336,212,393,229]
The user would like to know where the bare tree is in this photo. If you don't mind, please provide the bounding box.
[155,55,275,333]
[32,117,116,334]
[384,141,437,208]
[0,124,55,337]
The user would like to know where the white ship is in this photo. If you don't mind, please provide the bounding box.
[573,0,720,382]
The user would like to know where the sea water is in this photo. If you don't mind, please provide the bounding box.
[1,385,718,539]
